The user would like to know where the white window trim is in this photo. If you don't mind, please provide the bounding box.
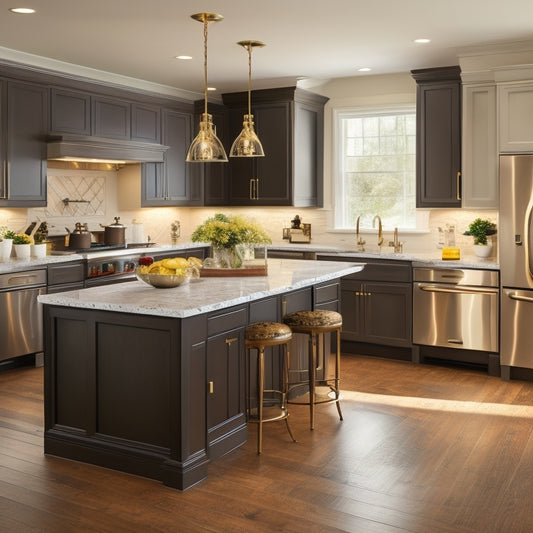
[330,103,429,234]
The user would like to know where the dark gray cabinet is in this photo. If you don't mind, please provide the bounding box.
[318,258,413,352]
[141,109,192,206]
[206,305,247,458]
[50,88,91,135]
[0,80,47,207]
[92,96,130,140]
[411,66,462,208]
[221,87,328,207]
[47,260,85,293]
[131,103,161,143]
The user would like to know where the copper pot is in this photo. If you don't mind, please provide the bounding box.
[101,217,126,245]
[68,223,91,249]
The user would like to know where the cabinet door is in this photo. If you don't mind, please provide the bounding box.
[413,67,461,207]
[1,81,47,206]
[340,279,364,341]
[50,88,91,135]
[499,83,533,152]
[92,96,131,139]
[162,109,192,205]
[362,282,412,347]
[131,104,160,143]
[462,84,498,208]
[141,162,165,206]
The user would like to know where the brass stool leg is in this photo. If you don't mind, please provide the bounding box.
[335,328,343,421]
[283,344,297,443]
[257,346,265,455]
[309,332,317,430]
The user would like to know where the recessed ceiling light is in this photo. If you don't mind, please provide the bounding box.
[358,67,372,72]
[9,7,36,14]
[175,55,192,60]
[414,38,431,44]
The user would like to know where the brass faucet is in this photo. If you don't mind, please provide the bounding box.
[389,227,403,253]
[356,215,366,251]
[372,215,383,248]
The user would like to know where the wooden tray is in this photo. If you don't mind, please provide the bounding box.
[200,265,268,277]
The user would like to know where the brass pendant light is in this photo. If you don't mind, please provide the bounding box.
[186,12,228,163]
[229,40,265,158]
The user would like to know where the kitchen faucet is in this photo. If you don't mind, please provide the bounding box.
[372,215,383,248]
[355,215,366,251]
[389,227,403,253]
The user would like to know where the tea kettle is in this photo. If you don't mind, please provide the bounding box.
[68,222,91,249]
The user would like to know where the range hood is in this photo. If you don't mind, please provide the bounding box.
[47,134,168,164]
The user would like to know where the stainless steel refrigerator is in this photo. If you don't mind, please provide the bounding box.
[500,154,533,370]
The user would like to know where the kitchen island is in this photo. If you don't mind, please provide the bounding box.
[39,259,363,490]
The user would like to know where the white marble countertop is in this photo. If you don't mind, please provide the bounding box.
[0,243,209,274]
[38,259,364,318]
[268,244,499,270]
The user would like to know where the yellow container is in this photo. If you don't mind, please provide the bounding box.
[441,247,460,260]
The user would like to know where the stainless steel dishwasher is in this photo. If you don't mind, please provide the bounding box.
[413,267,499,352]
[0,269,47,362]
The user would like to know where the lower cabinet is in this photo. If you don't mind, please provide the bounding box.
[206,305,247,459]
[336,259,413,357]
[47,260,85,293]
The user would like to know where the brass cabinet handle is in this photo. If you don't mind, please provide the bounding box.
[225,337,238,345]
[456,171,461,201]
[209,381,214,394]
[249,178,259,200]
[281,298,287,317]
[249,178,253,200]
[255,178,259,200]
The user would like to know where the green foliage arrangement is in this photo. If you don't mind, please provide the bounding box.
[191,213,271,249]
[0,227,15,240]
[464,218,497,245]
[12,233,32,245]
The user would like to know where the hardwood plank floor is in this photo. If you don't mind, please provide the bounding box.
[2,355,533,532]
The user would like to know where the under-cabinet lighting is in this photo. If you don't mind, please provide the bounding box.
[414,38,431,44]
[9,7,35,14]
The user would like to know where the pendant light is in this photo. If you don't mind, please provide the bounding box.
[186,12,228,163]
[229,40,265,158]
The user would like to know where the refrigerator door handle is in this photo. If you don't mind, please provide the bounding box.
[509,292,533,303]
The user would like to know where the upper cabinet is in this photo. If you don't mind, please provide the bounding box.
[50,88,91,135]
[462,84,498,209]
[92,96,130,140]
[221,87,328,207]
[499,82,533,152]
[0,80,47,207]
[141,108,192,207]
[412,66,462,208]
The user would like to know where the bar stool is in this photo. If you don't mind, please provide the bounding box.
[283,310,343,430]
[245,321,297,454]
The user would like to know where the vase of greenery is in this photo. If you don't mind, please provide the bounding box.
[464,218,497,257]
[13,233,32,259]
[191,213,271,268]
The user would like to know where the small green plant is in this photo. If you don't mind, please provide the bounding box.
[12,233,31,245]
[464,218,497,246]
[0,228,16,240]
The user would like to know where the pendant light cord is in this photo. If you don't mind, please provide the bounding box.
[247,44,252,117]
[203,18,208,117]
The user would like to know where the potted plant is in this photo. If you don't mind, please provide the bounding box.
[191,213,271,268]
[0,227,15,259]
[12,232,32,259]
[464,218,497,257]
[31,230,47,258]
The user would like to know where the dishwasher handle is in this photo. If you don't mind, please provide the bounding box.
[418,284,499,296]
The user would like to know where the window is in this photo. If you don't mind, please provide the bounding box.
[334,106,417,230]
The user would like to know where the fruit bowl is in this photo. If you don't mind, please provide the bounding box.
[135,267,191,288]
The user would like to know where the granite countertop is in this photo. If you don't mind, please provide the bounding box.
[38,259,364,319]
[267,244,499,270]
[0,243,209,274]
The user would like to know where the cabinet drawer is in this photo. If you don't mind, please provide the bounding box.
[47,261,85,286]
[314,281,339,305]
[207,306,247,337]
[343,260,412,283]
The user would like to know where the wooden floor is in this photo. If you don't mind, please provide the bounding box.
[2,355,533,532]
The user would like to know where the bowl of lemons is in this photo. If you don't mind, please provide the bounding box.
[135,256,202,288]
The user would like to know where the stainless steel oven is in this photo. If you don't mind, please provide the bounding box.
[413,268,499,352]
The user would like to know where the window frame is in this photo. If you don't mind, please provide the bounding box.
[332,103,428,233]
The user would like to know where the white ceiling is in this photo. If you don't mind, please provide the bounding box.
[0,0,533,99]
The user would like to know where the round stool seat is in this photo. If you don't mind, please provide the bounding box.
[246,321,292,344]
[283,310,342,329]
